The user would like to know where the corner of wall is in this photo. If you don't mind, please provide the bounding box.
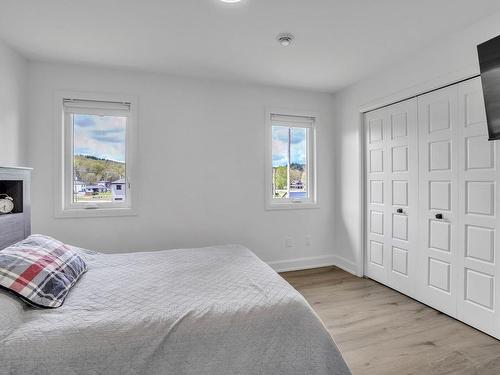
[0,40,29,167]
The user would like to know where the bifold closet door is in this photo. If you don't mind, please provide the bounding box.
[365,99,418,296]
[456,78,500,338]
[417,77,500,338]
[365,77,500,339]
[417,86,460,317]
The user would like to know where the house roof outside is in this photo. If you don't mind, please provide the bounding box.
[85,185,106,190]
[111,179,125,185]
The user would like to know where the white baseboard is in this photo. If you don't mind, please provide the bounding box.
[330,254,359,276]
[267,254,358,275]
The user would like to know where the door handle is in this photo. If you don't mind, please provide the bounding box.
[396,208,403,214]
[435,213,443,220]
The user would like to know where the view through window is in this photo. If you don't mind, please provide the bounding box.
[71,113,127,204]
[272,123,309,200]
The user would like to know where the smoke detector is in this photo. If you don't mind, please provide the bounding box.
[277,33,294,47]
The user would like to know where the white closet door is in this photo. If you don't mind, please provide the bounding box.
[365,77,500,339]
[365,99,418,295]
[385,100,418,296]
[456,77,500,338]
[417,86,459,317]
[365,107,389,284]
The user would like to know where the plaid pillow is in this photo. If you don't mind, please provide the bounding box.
[0,234,87,308]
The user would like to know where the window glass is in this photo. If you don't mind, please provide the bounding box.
[290,127,307,200]
[272,125,309,200]
[272,126,290,199]
[72,114,127,204]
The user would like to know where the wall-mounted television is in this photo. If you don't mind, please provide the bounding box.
[478,35,500,141]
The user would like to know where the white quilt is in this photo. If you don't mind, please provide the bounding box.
[0,244,350,375]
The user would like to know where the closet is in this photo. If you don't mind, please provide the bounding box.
[364,76,500,339]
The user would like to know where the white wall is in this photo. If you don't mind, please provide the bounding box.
[0,40,27,166]
[332,11,500,275]
[27,62,337,270]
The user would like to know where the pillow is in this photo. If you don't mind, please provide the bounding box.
[0,234,87,308]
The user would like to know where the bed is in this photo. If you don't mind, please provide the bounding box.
[0,169,350,375]
[1,243,351,375]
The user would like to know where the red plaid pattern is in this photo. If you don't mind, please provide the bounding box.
[0,234,87,308]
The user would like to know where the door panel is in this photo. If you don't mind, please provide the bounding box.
[369,118,383,143]
[391,113,407,139]
[456,77,500,338]
[386,100,418,295]
[429,100,451,132]
[392,146,408,172]
[392,214,408,241]
[466,136,494,169]
[429,181,451,210]
[428,258,451,292]
[370,149,384,172]
[369,240,384,266]
[370,180,384,204]
[392,247,408,275]
[370,210,384,235]
[417,85,459,317]
[392,181,408,205]
[466,224,494,262]
[365,99,417,296]
[429,219,451,252]
[466,181,494,215]
[465,269,494,309]
[365,108,388,283]
[429,141,451,170]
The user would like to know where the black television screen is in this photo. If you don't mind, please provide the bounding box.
[478,35,500,141]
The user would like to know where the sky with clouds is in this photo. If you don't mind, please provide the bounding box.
[74,114,126,162]
[272,126,307,167]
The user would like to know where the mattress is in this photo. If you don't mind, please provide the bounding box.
[0,244,350,375]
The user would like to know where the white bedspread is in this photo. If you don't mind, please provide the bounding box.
[0,245,350,375]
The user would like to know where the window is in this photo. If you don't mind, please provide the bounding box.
[266,110,317,209]
[55,92,137,217]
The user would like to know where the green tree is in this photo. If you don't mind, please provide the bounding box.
[74,155,125,185]
[274,166,287,190]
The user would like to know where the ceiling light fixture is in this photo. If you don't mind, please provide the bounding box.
[219,0,241,3]
[277,33,294,47]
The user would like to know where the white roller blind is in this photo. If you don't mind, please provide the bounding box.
[270,113,315,128]
[63,99,131,112]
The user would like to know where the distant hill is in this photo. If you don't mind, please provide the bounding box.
[74,155,125,185]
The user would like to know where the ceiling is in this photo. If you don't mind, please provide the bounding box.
[1,0,499,92]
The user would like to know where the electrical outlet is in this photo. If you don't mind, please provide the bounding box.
[285,237,295,248]
[305,235,311,246]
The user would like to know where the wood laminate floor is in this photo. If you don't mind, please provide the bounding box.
[280,266,500,375]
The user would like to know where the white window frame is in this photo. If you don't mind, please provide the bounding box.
[265,107,318,210]
[54,91,138,218]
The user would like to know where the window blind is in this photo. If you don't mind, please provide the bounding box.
[63,99,131,112]
[270,113,315,127]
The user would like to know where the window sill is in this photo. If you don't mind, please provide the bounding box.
[265,202,319,211]
[55,207,137,219]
